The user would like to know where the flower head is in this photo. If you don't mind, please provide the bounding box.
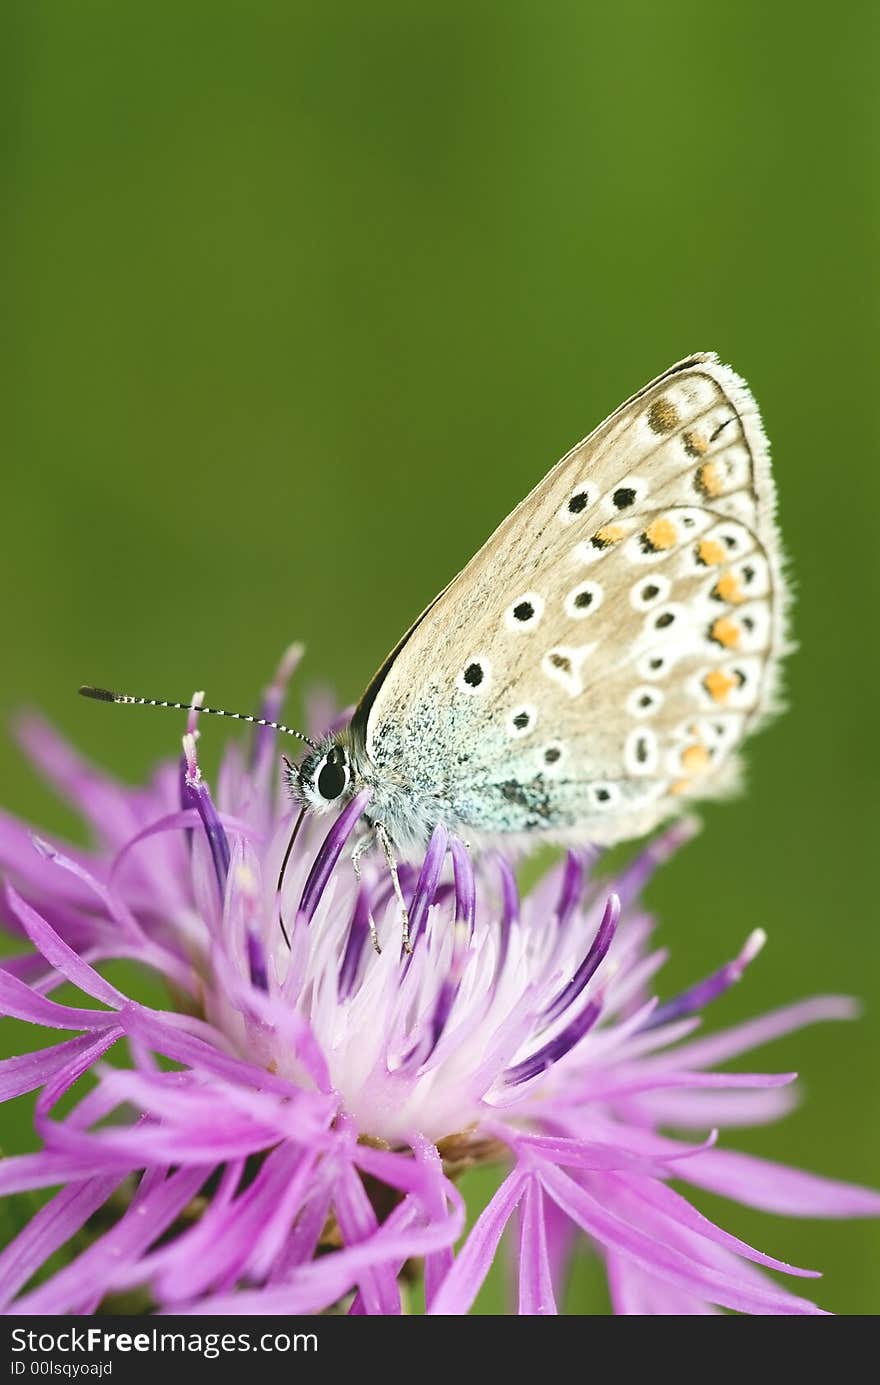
[1,648,877,1315]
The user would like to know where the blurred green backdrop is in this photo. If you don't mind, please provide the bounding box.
[1,1,878,1313]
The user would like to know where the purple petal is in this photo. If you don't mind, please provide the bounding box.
[495,853,519,970]
[406,823,448,950]
[555,851,585,929]
[181,733,230,894]
[613,817,699,908]
[635,1085,800,1129]
[505,999,602,1087]
[496,853,520,926]
[543,893,619,1025]
[450,837,476,930]
[110,808,261,879]
[0,1150,152,1195]
[642,928,766,1030]
[146,1146,319,1303]
[253,643,304,769]
[338,887,371,1000]
[29,838,143,939]
[246,931,268,991]
[0,810,108,914]
[33,1030,125,1140]
[420,923,470,1064]
[299,791,370,922]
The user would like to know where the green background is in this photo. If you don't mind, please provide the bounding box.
[2,1,878,1313]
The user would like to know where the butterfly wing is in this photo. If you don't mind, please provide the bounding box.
[353,353,789,848]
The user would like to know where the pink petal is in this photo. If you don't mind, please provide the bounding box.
[5,887,126,1009]
[0,1173,124,1308]
[518,1179,557,1315]
[12,1165,211,1313]
[0,1030,120,1101]
[653,996,858,1071]
[679,1147,880,1218]
[411,1136,456,1311]
[538,1163,826,1315]
[429,1170,527,1315]
[16,715,143,850]
[603,1172,820,1277]
[333,1161,400,1315]
[607,1251,720,1314]
[0,966,117,1032]
[635,1085,800,1128]
[170,1199,463,1315]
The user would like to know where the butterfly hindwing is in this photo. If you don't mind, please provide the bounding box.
[357,353,788,847]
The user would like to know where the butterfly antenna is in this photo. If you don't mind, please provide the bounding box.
[276,803,308,950]
[78,685,319,751]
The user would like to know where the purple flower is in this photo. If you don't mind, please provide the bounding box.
[0,648,878,1316]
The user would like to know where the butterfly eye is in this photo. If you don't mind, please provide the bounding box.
[317,753,349,801]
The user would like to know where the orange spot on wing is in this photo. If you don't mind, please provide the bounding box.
[703,669,737,704]
[594,524,625,547]
[696,461,724,497]
[697,539,726,566]
[709,616,741,649]
[682,744,711,773]
[648,398,679,434]
[713,572,744,604]
[670,778,691,796]
[643,517,678,551]
[684,431,709,457]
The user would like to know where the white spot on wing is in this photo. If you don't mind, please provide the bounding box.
[541,643,597,697]
[590,782,620,808]
[630,573,672,611]
[558,483,597,526]
[504,592,545,632]
[506,704,537,738]
[455,656,492,696]
[564,580,603,619]
[627,685,664,718]
[625,727,660,775]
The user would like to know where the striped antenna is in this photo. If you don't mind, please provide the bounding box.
[78,685,319,751]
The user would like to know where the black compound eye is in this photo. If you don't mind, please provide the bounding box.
[317,757,347,800]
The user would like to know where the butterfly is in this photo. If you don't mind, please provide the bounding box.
[82,353,789,950]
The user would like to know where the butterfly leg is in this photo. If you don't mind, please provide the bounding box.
[350,831,382,955]
[374,821,411,954]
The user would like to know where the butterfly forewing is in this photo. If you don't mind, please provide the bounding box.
[358,353,788,847]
